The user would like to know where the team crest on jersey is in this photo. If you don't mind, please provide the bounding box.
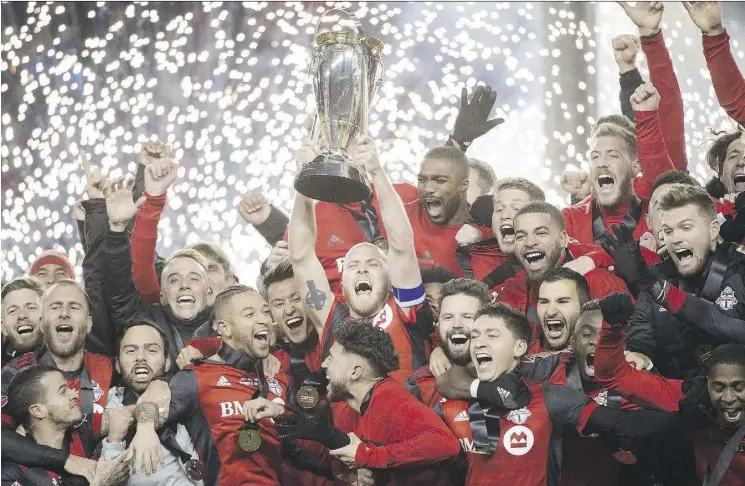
[595,390,608,406]
[716,286,738,311]
[503,425,534,456]
[639,232,654,244]
[267,377,283,397]
[506,407,531,425]
[92,380,103,402]
[372,303,394,330]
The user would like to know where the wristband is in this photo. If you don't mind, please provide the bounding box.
[470,379,480,399]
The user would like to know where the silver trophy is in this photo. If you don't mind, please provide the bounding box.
[294,9,384,204]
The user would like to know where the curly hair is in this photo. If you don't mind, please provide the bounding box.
[335,318,400,378]
[705,127,744,175]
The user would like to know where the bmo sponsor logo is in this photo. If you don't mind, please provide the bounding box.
[220,401,246,418]
[503,425,534,456]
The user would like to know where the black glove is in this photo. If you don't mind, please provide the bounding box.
[678,376,718,430]
[469,194,494,227]
[452,85,504,146]
[475,371,531,412]
[719,215,745,243]
[275,400,350,450]
[598,292,635,330]
[705,177,727,200]
[600,224,657,297]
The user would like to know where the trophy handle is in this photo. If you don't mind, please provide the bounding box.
[314,8,366,39]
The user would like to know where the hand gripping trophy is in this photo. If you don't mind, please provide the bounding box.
[294,9,384,204]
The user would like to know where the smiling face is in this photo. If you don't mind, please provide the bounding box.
[573,309,601,383]
[161,257,211,320]
[708,363,745,428]
[438,293,481,366]
[216,290,273,359]
[41,284,90,359]
[35,370,83,427]
[537,279,582,351]
[267,277,311,345]
[722,134,745,195]
[34,264,70,291]
[417,157,468,225]
[470,315,527,382]
[2,288,43,353]
[117,325,170,394]
[321,342,356,403]
[493,188,533,254]
[341,244,390,318]
[514,212,568,284]
[661,204,719,277]
[589,134,639,209]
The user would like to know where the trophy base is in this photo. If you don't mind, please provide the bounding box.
[294,152,372,204]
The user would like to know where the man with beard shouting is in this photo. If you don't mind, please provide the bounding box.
[536,268,590,353]
[289,136,435,385]
[606,184,745,379]
[1,279,116,482]
[130,285,288,485]
[2,278,44,366]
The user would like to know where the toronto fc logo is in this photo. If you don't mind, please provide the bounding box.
[716,286,738,311]
[373,303,394,330]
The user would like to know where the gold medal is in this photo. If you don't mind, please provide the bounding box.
[297,386,320,409]
[185,458,205,481]
[238,422,261,452]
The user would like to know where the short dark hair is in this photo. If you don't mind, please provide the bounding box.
[262,257,294,295]
[5,364,59,426]
[580,299,601,313]
[439,278,491,310]
[468,158,497,194]
[421,265,455,286]
[539,267,591,307]
[473,303,532,346]
[335,319,400,377]
[186,241,233,276]
[214,284,257,320]
[2,277,43,301]
[651,170,701,197]
[658,184,716,221]
[705,129,744,174]
[494,178,546,202]
[116,318,170,360]
[707,344,745,373]
[423,146,470,181]
[514,201,565,230]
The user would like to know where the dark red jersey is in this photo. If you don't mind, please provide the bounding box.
[1,348,113,437]
[167,352,289,485]
[282,183,418,294]
[351,378,460,485]
[703,30,745,125]
[322,293,434,385]
[443,378,598,486]
[405,199,464,277]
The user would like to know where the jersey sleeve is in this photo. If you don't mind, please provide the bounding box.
[1,462,33,486]
[542,382,598,436]
[167,369,201,424]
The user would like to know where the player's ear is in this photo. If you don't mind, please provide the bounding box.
[350,363,363,381]
[28,403,47,420]
[115,359,121,375]
[164,355,172,373]
[216,319,231,338]
[514,339,528,360]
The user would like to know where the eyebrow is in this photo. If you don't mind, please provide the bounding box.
[58,383,67,393]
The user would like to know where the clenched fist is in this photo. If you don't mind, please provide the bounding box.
[238,193,272,226]
[630,82,660,112]
[560,169,591,200]
[612,35,640,73]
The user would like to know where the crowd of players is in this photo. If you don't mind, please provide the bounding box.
[2,2,745,485]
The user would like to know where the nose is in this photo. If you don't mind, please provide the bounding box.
[421,180,436,196]
[321,356,330,370]
[721,387,737,406]
[502,207,515,221]
[545,302,558,317]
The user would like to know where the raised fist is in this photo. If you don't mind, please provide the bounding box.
[630,82,660,112]
[144,157,179,197]
[612,35,640,73]
[560,169,591,200]
[238,193,272,226]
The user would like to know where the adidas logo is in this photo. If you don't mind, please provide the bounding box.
[497,386,510,401]
[216,376,231,387]
[454,410,469,422]
[327,234,344,247]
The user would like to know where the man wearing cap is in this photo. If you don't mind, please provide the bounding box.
[28,249,75,291]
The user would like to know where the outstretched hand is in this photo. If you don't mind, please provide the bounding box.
[275,399,351,449]
[600,224,655,295]
[617,1,664,37]
[682,1,724,36]
[452,85,504,146]
[598,292,635,329]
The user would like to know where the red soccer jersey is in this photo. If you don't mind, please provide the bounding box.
[182,361,288,485]
[443,378,598,486]
[322,294,434,385]
[283,183,418,294]
[351,378,461,485]
[405,199,464,277]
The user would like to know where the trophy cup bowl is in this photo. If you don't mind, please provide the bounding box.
[294,11,384,204]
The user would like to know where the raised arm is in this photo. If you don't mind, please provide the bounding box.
[684,1,745,124]
[237,193,290,247]
[612,34,644,121]
[349,137,421,290]
[289,139,333,336]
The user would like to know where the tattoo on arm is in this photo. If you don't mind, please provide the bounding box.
[134,401,159,426]
[305,280,327,311]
